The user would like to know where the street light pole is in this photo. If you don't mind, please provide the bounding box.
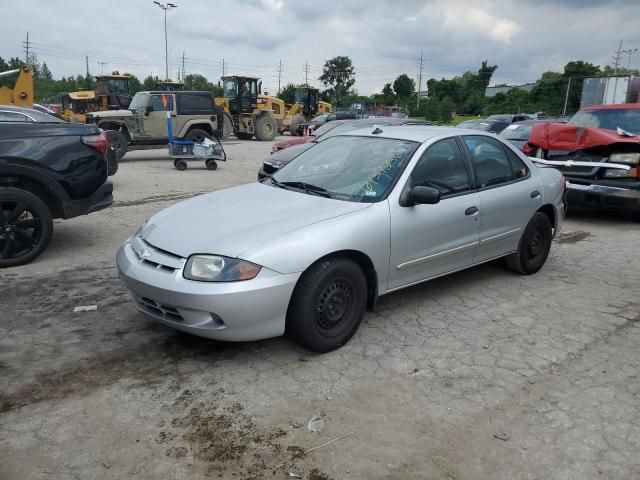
[153,2,177,82]
[622,48,638,71]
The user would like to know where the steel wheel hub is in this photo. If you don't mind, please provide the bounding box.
[316,281,353,332]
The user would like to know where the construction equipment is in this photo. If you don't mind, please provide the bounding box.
[284,86,332,135]
[0,65,34,106]
[59,74,132,122]
[215,74,288,141]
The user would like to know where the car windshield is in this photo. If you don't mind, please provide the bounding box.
[457,121,490,131]
[569,108,640,135]
[271,136,419,203]
[500,123,533,140]
[129,92,148,111]
[312,120,344,138]
[310,114,328,124]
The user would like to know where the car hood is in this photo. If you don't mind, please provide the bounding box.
[530,122,640,151]
[87,109,134,119]
[265,142,315,166]
[140,182,370,260]
[275,136,313,150]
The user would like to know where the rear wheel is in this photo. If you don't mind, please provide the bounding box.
[184,128,211,143]
[205,159,218,170]
[235,131,253,140]
[289,114,306,136]
[287,257,367,352]
[254,115,277,141]
[0,188,53,268]
[504,212,552,274]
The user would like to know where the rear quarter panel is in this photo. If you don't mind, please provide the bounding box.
[0,123,107,199]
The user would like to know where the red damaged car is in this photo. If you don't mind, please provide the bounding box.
[527,103,640,219]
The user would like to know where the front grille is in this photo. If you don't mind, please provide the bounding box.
[547,151,604,176]
[131,236,184,273]
[134,295,184,322]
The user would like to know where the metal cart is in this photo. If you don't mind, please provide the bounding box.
[166,113,226,171]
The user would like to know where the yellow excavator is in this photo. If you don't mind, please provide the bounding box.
[0,65,34,106]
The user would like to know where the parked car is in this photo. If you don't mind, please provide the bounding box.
[85,90,224,160]
[528,103,640,219]
[296,111,358,135]
[271,119,350,153]
[259,118,434,179]
[455,119,510,133]
[499,119,562,152]
[0,106,113,267]
[487,114,532,124]
[117,125,565,352]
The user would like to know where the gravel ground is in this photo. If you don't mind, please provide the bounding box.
[1,137,639,480]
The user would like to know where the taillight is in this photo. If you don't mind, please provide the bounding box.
[82,132,108,156]
[522,142,534,156]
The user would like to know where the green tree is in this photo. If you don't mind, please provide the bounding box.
[393,74,415,101]
[278,83,296,104]
[127,75,143,95]
[319,56,355,107]
[381,83,395,105]
[142,75,158,90]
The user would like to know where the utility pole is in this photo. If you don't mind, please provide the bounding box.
[277,60,283,94]
[86,55,91,89]
[181,51,185,81]
[612,40,623,101]
[153,2,177,81]
[222,58,225,77]
[416,50,424,109]
[562,77,572,116]
[23,32,31,64]
[622,48,638,71]
[304,60,310,85]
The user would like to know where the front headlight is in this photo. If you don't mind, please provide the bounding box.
[609,153,640,164]
[183,254,261,282]
[271,145,279,153]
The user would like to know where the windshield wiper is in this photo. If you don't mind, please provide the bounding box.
[271,178,332,197]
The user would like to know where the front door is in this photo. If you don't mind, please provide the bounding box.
[389,137,481,290]
[144,94,174,140]
[460,135,543,263]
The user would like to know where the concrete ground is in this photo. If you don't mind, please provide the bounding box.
[1,138,639,480]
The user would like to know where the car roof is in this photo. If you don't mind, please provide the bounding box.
[0,104,65,122]
[581,103,640,111]
[333,125,469,143]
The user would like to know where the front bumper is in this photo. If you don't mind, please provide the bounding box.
[566,179,640,214]
[61,181,114,219]
[116,237,300,342]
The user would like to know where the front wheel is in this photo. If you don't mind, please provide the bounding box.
[254,115,277,141]
[504,212,552,275]
[173,159,188,171]
[205,159,218,170]
[287,257,367,352]
[0,188,53,268]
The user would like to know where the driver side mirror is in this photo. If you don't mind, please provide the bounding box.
[145,105,153,115]
[400,186,441,207]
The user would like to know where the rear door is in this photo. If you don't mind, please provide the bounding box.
[388,137,480,289]
[461,135,542,263]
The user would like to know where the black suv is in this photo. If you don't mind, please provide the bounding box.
[0,106,113,267]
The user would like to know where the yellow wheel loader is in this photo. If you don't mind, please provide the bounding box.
[283,86,332,136]
[0,65,34,107]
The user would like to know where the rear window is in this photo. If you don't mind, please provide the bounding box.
[500,123,533,141]
[569,108,640,134]
[178,93,214,115]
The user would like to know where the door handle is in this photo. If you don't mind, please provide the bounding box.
[465,206,479,216]
[530,190,541,199]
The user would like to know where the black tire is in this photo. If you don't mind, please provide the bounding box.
[0,188,53,268]
[287,257,367,352]
[254,115,277,141]
[221,114,233,140]
[504,212,552,275]
[205,159,218,170]
[106,154,118,176]
[289,114,306,136]
[184,128,211,143]
[104,130,128,160]
[174,159,188,171]
[235,131,253,140]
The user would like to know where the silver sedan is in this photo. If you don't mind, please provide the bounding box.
[116,126,565,352]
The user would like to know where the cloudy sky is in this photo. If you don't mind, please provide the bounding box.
[2,0,639,95]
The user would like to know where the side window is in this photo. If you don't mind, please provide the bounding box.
[179,94,213,115]
[410,138,470,196]
[0,111,30,122]
[463,136,527,188]
[148,95,173,112]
